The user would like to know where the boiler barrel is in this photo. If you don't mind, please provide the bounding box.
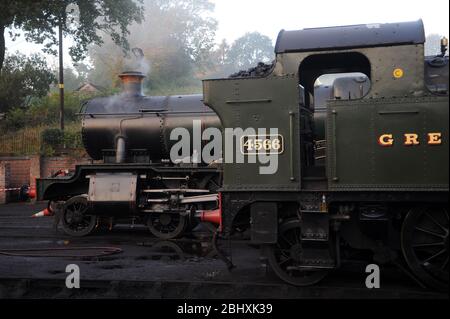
[81,94,221,161]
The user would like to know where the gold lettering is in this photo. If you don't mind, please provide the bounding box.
[378,134,394,146]
[427,133,442,145]
[404,133,419,146]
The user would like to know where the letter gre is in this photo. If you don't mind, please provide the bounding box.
[365,264,380,289]
[65,264,80,289]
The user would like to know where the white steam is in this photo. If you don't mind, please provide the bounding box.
[122,47,151,75]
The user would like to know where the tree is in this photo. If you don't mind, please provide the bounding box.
[146,0,217,67]
[227,32,274,70]
[200,39,232,78]
[215,39,230,66]
[0,0,144,72]
[0,52,55,113]
[87,0,218,93]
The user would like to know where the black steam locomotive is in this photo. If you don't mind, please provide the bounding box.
[37,20,449,290]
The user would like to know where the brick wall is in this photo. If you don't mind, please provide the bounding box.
[0,157,31,188]
[41,156,92,178]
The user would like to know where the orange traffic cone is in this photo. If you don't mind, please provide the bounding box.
[31,208,54,218]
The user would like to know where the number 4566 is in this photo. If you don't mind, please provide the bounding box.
[241,135,284,155]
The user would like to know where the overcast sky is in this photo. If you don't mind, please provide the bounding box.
[212,0,449,42]
[5,0,449,67]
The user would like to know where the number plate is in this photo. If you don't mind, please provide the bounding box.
[240,134,284,155]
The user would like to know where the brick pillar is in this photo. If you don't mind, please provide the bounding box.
[29,155,41,189]
[0,163,11,204]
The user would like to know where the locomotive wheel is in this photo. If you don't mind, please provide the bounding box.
[147,213,187,240]
[266,218,328,286]
[61,196,97,237]
[401,206,449,291]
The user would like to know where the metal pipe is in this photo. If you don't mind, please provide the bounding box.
[332,110,338,181]
[77,110,214,116]
[115,136,126,163]
[58,17,64,131]
[289,111,295,181]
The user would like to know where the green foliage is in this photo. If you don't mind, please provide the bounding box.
[0,91,105,132]
[41,128,64,148]
[0,123,84,156]
[63,128,83,148]
[0,0,144,71]
[1,107,27,129]
[40,125,83,155]
[0,52,55,113]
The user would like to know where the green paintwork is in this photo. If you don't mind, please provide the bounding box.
[326,97,449,190]
[203,75,301,191]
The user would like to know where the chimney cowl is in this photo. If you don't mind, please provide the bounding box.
[119,71,146,97]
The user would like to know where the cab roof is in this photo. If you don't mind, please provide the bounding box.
[275,20,425,53]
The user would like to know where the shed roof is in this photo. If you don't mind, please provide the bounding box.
[75,82,105,92]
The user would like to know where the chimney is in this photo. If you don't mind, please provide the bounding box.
[119,71,146,97]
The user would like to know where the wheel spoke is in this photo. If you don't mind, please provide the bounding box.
[424,212,448,234]
[441,256,449,270]
[279,249,290,258]
[412,242,444,248]
[423,249,446,264]
[415,226,445,239]
[279,256,293,266]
